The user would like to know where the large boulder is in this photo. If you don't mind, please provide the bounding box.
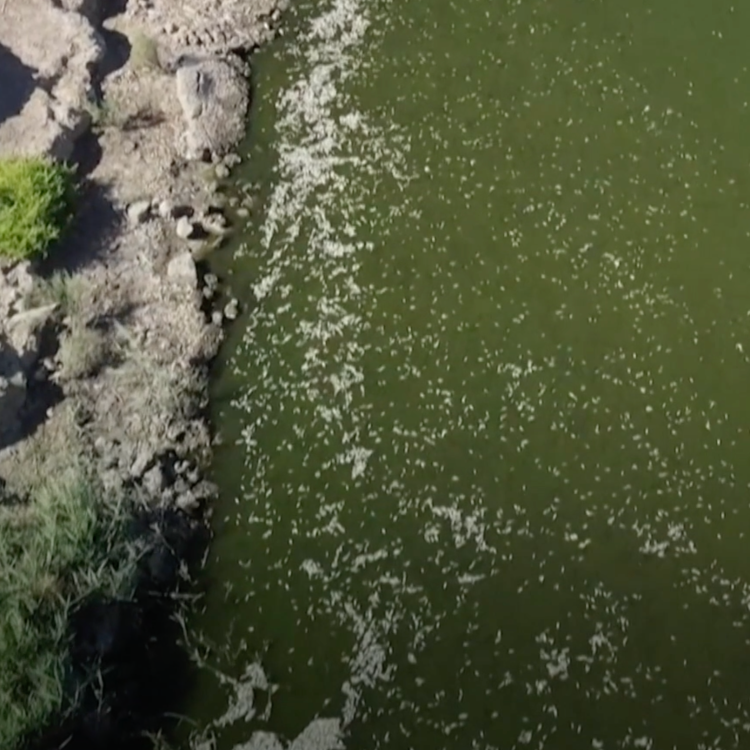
[175,55,249,161]
[0,0,104,160]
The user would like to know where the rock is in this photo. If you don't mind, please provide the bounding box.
[215,163,230,180]
[224,152,242,168]
[157,200,173,219]
[223,298,239,321]
[203,213,229,236]
[166,252,198,288]
[211,310,224,327]
[175,55,249,161]
[6,303,59,371]
[0,0,105,160]
[130,448,153,479]
[176,491,200,513]
[142,464,166,496]
[191,479,217,500]
[236,207,250,218]
[175,216,199,240]
[204,273,219,291]
[127,200,152,224]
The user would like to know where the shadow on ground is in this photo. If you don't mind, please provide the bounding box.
[0,43,37,126]
[36,177,123,276]
[27,507,212,750]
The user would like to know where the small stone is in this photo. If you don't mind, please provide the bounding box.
[142,464,166,495]
[176,491,200,513]
[158,199,173,219]
[204,273,219,290]
[176,216,198,239]
[130,448,152,478]
[202,285,215,300]
[128,200,152,224]
[224,152,242,167]
[211,310,224,326]
[223,298,239,320]
[167,252,198,287]
[192,479,217,500]
[203,214,229,236]
[236,207,250,218]
[174,460,190,475]
[215,163,230,179]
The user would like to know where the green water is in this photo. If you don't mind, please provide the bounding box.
[178,1,750,748]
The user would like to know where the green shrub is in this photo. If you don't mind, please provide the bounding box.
[0,157,76,261]
[0,467,136,749]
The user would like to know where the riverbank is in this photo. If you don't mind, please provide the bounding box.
[0,0,287,746]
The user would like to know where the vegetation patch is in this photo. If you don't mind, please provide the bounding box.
[0,464,136,750]
[0,157,76,261]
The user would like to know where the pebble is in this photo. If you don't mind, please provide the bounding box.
[176,216,198,240]
[223,298,239,320]
[128,200,152,224]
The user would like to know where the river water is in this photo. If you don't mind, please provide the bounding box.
[177,1,750,748]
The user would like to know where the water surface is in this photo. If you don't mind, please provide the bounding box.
[178,1,750,748]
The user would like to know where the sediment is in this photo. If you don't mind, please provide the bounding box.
[0,0,288,745]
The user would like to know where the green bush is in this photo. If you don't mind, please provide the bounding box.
[0,157,76,261]
[0,467,136,749]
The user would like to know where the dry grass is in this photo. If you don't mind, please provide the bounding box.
[57,324,109,381]
[26,271,91,319]
[0,449,137,749]
[129,31,162,72]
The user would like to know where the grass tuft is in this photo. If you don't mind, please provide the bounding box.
[0,465,137,749]
[26,271,91,318]
[0,157,76,261]
[129,31,162,72]
[57,324,109,381]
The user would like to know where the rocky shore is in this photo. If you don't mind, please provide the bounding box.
[0,0,286,514]
[0,0,287,745]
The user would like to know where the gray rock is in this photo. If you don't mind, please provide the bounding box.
[236,207,250,218]
[204,273,219,291]
[127,200,152,224]
[157,199,174,219]
[176,215,199,240]
[0,0,105,161]
[130,448,153,478]
[191,479,217,500]
[175,56,249,161]
[211,310,224,327]
[6,304,59,371]
[142,464,166,496]
[176,491,200,513]
[167,252,198,288]
[224,298,239,320]
[203,213,229,236]
[215,163,230,180]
